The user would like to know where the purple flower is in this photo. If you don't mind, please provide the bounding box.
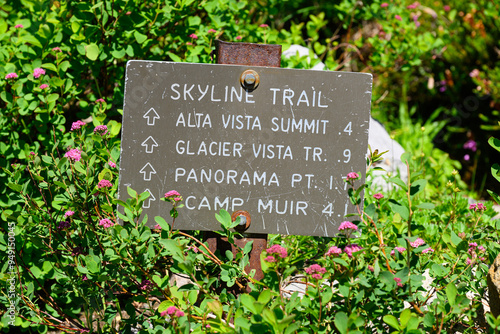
[65,148,81,162]
[97,179,113,189]
[58,220,71,229]
[463,140,477,152]
[410,238,425,248]
[5,72,18,80]
[464,154,470,161]
[33,68,46,79]
[71,120,86,131]
[325,246,342,257]
[39,84,49,90]
[93,125,108,136]
[99,218,114,228]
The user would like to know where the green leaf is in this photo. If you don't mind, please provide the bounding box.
[334,312,348,334]
[207,300,223,319]
[85,43,100,61]
[258,289,272,305]
[446,283,458,306]
[399,309,411,327]
[154,216,171,231]
[410,179,426,197]
[166,52,182,62]
[134,31,148,44]
[8,183,22,192]
[388,199,410,221]
[388,177,408,191]
[416,202,435,210]
[383,314,400,330]
[489,136,500,152]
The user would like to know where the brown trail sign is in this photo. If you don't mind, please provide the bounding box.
[118,44,372,238]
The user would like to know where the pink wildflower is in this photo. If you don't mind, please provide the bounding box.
[40,84,49,89]
[33,68,46,79]
[165,190,181,198]
[186,42,192,45]
[166,306,177,316]
[187,246,199,253]
[71,120,86,131]
[394,277,403,287]
[264,255,276,263]
[338,221,358,231]
[52,47,62,52]
[175,310,185,317]
[344,244,363,258]
[82,274,88,281]
[266,244,288,258]
[469,203,486,211]
[410,238,425,248]
[160,310,167,317]
[422,247,434,254]
[95,98,105,104]
[236,36,242,40]
[305,264,326,279]
[189,33,198,39]
[395,15,402,21]
[325,246,342,257]
[368,265,374,272]
[65,148,81,162]
[108,161,116,168]
[5,72,18,80]
[469,69,480,78]
[407,2,419,9]
[163,306,184,317]
[97,179,113,189]
[373,193,384,200]
[380,2,389,7]
[259,24,269,28]
[443,5,450,11]
[346,172,359,181]
[153,224,161,230]
[463,139,477,151]
[14,24,23,28]
[207,29,217,34]
[174,197,182,202]
[99,218,114,228]
[464,154,470,161]
[391,247,406,256]
[64,210,75,217]
[93,125,108,136]
[125,11,131,15]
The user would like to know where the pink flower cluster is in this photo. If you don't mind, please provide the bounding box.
[394,277,403,287]
[33,68,46,79]
[93,125,108,136]
[390,247,406,256]
[64,210,75,218]
[189,33,198,39]
[97,179,112,189]
[71,120,86,131]
[5,72,18,79]
[65,148,81,162]
[410,238,425,248]
[108,161,116,168]
[95,98,105,104]
[346,172,359,181]
[338,221,358,231]
[407,1,420,9]
[469,203,486,211]
[99,218,114,228]
[165,190,182,202]
[467,242,486,266]
[344,244,363,258]
[14,24,23,28]
[39,84,49,90]
[305,264,326,280]
[264,244,288,262]
[325,246,342,257]
[161,306,185,318]
[373,193,384,200]
[422,247,434,254]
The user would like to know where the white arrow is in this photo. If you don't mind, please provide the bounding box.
[139,163,156,181]
[141,136,158,153]
[143,107,159,126]
[142,189,156,208]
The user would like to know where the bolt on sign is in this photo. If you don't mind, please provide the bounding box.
[119,60,372,237]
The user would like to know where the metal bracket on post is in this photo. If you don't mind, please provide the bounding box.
[205,39,282,291]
